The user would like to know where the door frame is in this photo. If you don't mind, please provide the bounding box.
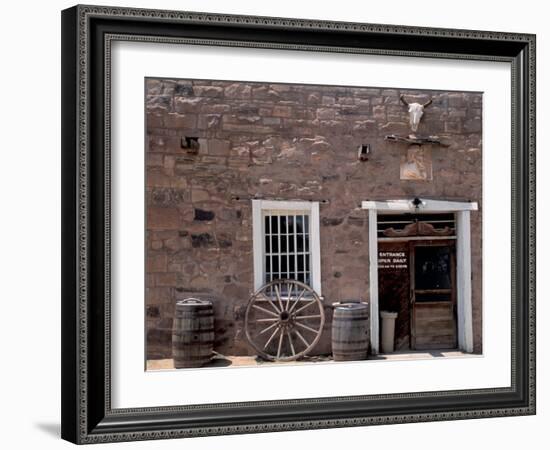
[362,198,477,354]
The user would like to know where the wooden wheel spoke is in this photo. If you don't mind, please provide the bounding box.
[286,330,296,356]
[295,314,322,320]
[274,284,284,312]
[285,283,293,311]
[259,321,279,335]
[263,326,280,349]
[288,288,306,313]
[257,293,281,314]
[252,304,279,318]
[255,318,279,323]
[294,299,318,315]
[294,329,311,348]
[295,321,319,334]
[276,328,284,358]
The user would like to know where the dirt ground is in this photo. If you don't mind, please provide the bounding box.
[146,350,471,371]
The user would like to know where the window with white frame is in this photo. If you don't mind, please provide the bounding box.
[252,200,321,295]
[264,213,310,284]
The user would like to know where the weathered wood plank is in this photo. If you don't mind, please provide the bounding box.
[415,321,455,337]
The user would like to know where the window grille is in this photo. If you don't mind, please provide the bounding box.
[263,213,311,286]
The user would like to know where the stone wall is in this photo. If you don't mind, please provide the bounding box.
[145,78,483,359]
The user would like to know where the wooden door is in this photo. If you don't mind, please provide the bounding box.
[410,241,457,350]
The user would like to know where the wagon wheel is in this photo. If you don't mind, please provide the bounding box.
[244,279,325,362]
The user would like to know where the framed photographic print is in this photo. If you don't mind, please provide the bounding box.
[61,4,536,444]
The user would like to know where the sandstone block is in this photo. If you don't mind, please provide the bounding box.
[154,272,177,287]
[147,254,168,273]
[192,85,224,97]
[200,104,231,114]
[146,305,160,318]
[307,93,321,103]
[191,189,210,202]
[150,188,187,207]
[174,97,202,113]
[147,207,180,230]
[197,114,221,129]
[157,80,175,96]
[191,233,215,248]
[224,83,252,98]
[207,139,231,155]
[222,123,274,133]
[379,121,409,135]
[251,86,280,100]
[272,105,293,118]
[373,105,386,119]
[174,82,194,96]
[163,113,197,129]
[445,121,462,133]
[448,93,466,108]
[147,153,163,167]
[353,120,377,133]
[322,217,344,226]
[262,117,281,126]
[146,79,162,95]
[146,113,163,129]
[146,287,172,304]
[146,95,171,111]
[316,108,335,120]
[464,118,482,133]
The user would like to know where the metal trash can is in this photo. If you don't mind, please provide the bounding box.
[380,310,398,353]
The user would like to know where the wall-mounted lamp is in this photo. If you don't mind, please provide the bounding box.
[412,197,426,210]
[358,144,371,161]
[181,136,200,154]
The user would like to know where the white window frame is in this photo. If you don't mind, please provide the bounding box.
[252,200,322,295]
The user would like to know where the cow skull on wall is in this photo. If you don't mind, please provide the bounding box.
[400,95,433,133]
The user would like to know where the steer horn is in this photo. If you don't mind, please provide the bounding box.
[400,95,433,108]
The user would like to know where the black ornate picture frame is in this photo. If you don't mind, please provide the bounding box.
[61,4,536,444]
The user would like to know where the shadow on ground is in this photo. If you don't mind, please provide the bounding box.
[35,422,60,438]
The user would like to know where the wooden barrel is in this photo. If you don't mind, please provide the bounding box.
[172,298,214,368]
[331,302,369,361]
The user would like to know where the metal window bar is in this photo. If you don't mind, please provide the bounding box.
[263,212,311,289]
